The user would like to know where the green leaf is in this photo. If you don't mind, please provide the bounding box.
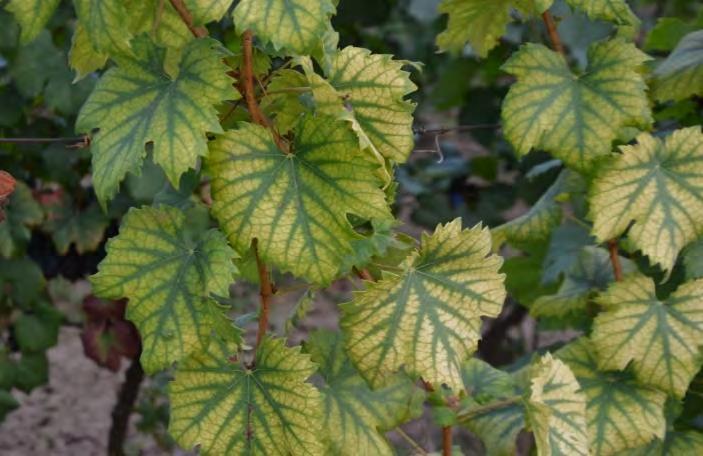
[341,219,506,390]
[129,0,192,50]
[0,182,43,258]
[185,0,233,25]
[684,238,703,280]
[622,430,703,455]
[645,15,703,52]
[207,116,392,285]
[321,47,417,164]
[74,0,133,56]
[169,337,324,455]
[14,352,49,392]
[557,338,667,455]
[14,304,62,352]
[4,0,60,44]
[76,37,234,206]
[91,206,239,373]
[542,222,595,284]
[564,0,639,26]
[0,390,19,421]
[525,353,589,456]
[233,0,336,55]
[42,196,109,255]
[458,359,524,456]
[589,128,703,274]
[436,0,511,57]
[9,29,64,98]
[501,39,651,170]
[0,257,45,308]
[652,30,703,102]
[591,274,703,398]
[69,23,108,81]
[305,330,424,455]
[531,246,634,318]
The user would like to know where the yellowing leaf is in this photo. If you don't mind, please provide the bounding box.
[589,128,703,274]
[74,0,133,56]
[185,0,233,25]
[526,354,589,456]
[564,0,639,26]
[76,37,234,206]
[68,23,108,81]
[207,116,392,285]
[4,0,60,44]
[436,0,511,57]
[233,0,336,55]
[91,206,239,373]
[305,330,424,455]
[624,430,703,455]
[341,219,506,390]
[502,39,651,170]
[652,30,703,102]
[591,274,703,398]
[169,337,324,455]
[557,338,667,455]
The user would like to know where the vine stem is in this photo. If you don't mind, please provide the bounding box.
[168,0,207,38]
[108,358,144,456]
[541,11,565,55]
[395,428,429,455]
[442,427,452,456]
[608,239,624,282]
[253,239,274,350]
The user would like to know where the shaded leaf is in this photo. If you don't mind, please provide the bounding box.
[0,182,43,258]
[436,0,511,57]
[652,30,703,102]
[4,0,60,44]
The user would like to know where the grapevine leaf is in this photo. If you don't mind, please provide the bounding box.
[69,23,108,81]
[207,116,392,285]
[591,274,703,397]
[0,257,45,307]
[436,0,511,57]
[341,219,506,390]
[129,0,191,50]
[185,0,233,25]
[322,47,417,163]
[558,338,667,455]
[513,0,554,16]
[74,0,133,56]
[4,0,60,44]
[260,69,310,134]
[623,430,703,455]
[91,206,239,373]
[525,353,589,456]
[232,0,336,55]
[652,30,703,102]
[542,222,595,284]
[0,182,43,258]
[0,390,18,421]
[458,359,524,456]
[564,0,639,26]
[645,15,703,52]
[589,128,703,274]
[14,304,62,352]
[169,337,324,455]
[13,352,48,393]
[42,195,109,255]
[531,246,635,318]
[684,239,703,280]
[305,330,424,455]
[76,37,235,206]
[502,39,651,170]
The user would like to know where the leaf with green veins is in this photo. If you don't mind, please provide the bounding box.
[591,274,703,398]
[501,39,651,171]
[589,128,703,274]
[4,0,60,44]
[185,0,233,25]
[128,0,191,50]
[305,330,424,455]
[525,353,589,456]
[652,30,703,102]
[623,430,703,455]
[169,337,324,455]
[233,0,336,55]
[557,338,667,455]
[683,239,703,280]
[91,206,240,373]
[74,0,133,56]
[458,359,525,456]
[76,37,235,206]
[0,182,43,258]
[341,219,506,390]
[321,47,418,163]
[42,195,109,255]
[260,69,311,133]
[69,23,108,81]
[436,0,512,57]
[564,0,640,26]
[492,170,571,248]
[531,246,635,318]
[207,116,393,286]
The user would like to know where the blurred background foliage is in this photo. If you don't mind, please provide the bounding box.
[1,0,702,451]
